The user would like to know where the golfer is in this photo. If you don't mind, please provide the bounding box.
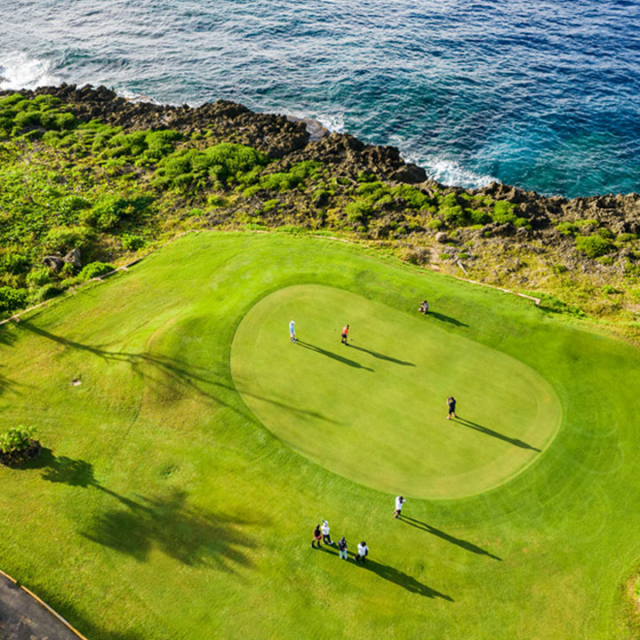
[337,536,348,560]
[341,324,349,345]
[356,541,369,564]
[311,524,322,549]
[447,396,457,420]
[394,495,405,519]
[321,520,334,546]
[289,320,296,343]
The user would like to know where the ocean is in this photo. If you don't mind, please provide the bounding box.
[1,0,639,198]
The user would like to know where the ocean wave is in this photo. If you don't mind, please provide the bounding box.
[420,157,499,190]
[0,51,62,91]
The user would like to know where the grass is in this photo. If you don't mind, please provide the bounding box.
[232,284,561,499]
[0,232,639,639]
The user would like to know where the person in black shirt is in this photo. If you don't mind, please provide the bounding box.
[447,396,457,419]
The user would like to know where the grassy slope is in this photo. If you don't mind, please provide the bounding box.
[232,284,561,499]
[0,232,639,639]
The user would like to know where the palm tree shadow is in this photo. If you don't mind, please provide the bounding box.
[296,340,374,372]
[16,320,334,424]
[81,489,262,571]
[22,450,261,571]
[348,345,415,367]
[456,418,540,452]
[401,517,501,561]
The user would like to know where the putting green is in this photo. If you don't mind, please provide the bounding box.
[231,284,562,499]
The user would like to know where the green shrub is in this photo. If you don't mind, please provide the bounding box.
[391,185,432,210]
[1,253,30,275]
[575,235,614,259]
[156,143,269,191]
[441,205,467,227]
[538,294,585,317]
[427,219,444,230]
[207,194,228,208]
[0,426,36,454]
[79,262,115,280]
[26,268,52,287]
[556,222,578,236]
[602,285,620,294]
[345,199,374,224]
[121,234,146,251]
[617,233,637,243]
[44,225,94,253]
[469,209,491,225]
[262,199,279,212]
[0,287,28,314]
[357,171,376,183]
[83,194,152,230]
[34,284,63,302]
[492,201,518,224]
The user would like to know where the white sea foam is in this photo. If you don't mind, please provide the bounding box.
[0,51,62,91]
[418,155,498,190]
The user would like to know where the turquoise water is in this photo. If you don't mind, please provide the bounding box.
[1,0,639,197]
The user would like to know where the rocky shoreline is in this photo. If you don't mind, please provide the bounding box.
[1,83,639,328]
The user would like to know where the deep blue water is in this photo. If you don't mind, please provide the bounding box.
[1,0,640,198]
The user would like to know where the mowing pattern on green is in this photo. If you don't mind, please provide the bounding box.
[232,285,562,499]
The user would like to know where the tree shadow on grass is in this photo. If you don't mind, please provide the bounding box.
[348,345,415,367]
[455,417,540,452]
[296,340,374,371]
[81,489,261,570]
[426,312,468,328]
[24,451,262,571]
[317,545,453,600]
[400,517,502,561]
[17,320,333,423]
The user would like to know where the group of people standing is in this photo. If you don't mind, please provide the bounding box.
[311,520,369,563]
[310,495,408,563]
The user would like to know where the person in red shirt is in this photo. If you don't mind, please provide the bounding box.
[341,324,349,345]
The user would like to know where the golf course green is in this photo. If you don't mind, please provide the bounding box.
[232,284,561,499]
[1,232,639,639]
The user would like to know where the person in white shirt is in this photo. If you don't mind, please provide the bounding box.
[289,320,296,343]
[394,495,405,519]
[321,520,334,546]
[356,541,369,563]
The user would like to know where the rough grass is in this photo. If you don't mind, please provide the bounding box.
[0,233,639,639]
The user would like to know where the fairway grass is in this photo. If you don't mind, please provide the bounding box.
[1,232,639,640]
[232,285,562,499]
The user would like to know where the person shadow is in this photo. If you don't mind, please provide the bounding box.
[425,311,468,328]
[296,341,374,371]
[400,516,501,561]
[455,417,540,452]
[317,545,453,600]
[347,345,415,367]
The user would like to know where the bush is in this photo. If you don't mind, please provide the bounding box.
[492,201,518,224]
[556,222,578,236]
[0,287,28,314]
[156,143,269,191]
[121,234,146,251]
[575,235,614,259]
[345,199,374,224]
[1,253,30,275]
[441,205,467,227]
[34,284,63,302]
[427,219,444,230]
[44,225,94,253]
[84,194,153,230]
[79,262,115,280]
[26,268,52,287]
[0,426,36,454]
[0,426,40,466]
